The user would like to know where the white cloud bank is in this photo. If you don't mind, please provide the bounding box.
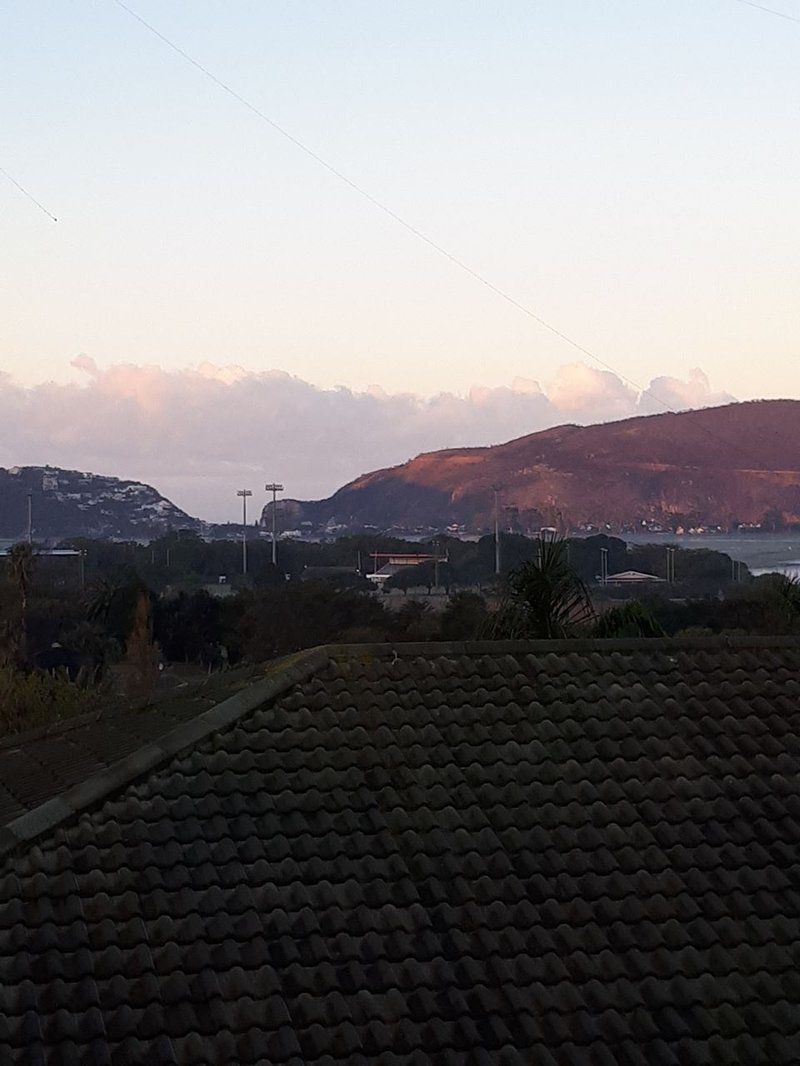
[0,360,734,520]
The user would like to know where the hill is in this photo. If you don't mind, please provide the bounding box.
[273,400,800,534]
[0,466,198,542]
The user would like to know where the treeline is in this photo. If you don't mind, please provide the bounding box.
[0,529,793,738]
[60,529,748,595]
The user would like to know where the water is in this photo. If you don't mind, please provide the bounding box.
[622,532,800,577]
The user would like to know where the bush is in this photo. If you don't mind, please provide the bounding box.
[0,667,98,737]
[234,583,392,660]
[593,601,666,639]
[440,592,489,640]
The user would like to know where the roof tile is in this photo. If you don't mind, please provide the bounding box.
[1,640,799,1061]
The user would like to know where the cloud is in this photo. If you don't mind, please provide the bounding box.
[638,368,732,414]
[545,363,635,418]
[0,360,735,520]
[70,354,99,377]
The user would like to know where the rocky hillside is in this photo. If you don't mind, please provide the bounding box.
[274,400,800,533]
[0,467,198,541]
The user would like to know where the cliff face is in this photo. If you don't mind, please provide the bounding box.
[0,467,197,541]
[278,400,800,531]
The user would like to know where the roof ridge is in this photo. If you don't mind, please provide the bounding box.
[320,635,800,658]
[0,647,329,862]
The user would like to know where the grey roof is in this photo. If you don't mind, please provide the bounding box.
[1,637,800,1064]
[605,570,666,582]
[0,667,267,829]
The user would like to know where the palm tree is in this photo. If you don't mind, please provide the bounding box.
[490,535,594,639]
[8,543,35,663]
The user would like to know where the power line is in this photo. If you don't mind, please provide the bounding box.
[110,0,656,401]
[0,165,57,222]
[111,0,790,470]
[732,0,800,24]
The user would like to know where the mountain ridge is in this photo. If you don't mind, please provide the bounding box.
[0,466,198,541]
[272,400,800,533]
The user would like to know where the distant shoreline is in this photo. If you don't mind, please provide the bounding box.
[622,532,800,572]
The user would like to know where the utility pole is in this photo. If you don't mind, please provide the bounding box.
[237,489,253,575]
[600,547,608,586]
[493,486,501,576]
[79,549,86,593]
[264,482,284,567]
[666,546,676,584]
[26,491,32,545]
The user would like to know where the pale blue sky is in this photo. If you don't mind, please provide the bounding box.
[3,0,800,397]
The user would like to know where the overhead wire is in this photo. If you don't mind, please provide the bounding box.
[110,0,793,471]
[731,0,800,24]
[0,165,57,221]
[109,0,663,404]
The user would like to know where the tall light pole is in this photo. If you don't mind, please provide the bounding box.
[26,491,32,545]
[666,546,676,584]
[492,486,501,576]
[265,482,284,567]
[237,489,252,575]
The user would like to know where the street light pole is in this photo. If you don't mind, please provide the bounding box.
[666,546,676,584]
[27,491,32,545]
[264,483,284,568]
[236,490,252,575]
[492,486,501,576]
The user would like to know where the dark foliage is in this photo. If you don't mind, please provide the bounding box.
[440,592,490,640]
[491,537,595,639]
[154,590,225,666]
[593,601,667,639]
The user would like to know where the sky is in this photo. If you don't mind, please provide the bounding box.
[2,1,800,518]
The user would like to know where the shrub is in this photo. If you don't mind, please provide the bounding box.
[0,666,98,737]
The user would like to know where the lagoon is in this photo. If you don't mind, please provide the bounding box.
[622,532,800,578]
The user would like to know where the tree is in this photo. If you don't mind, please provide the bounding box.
[763,507,785,533]
[87,571,150,648]
[385,560,455,595]
[154,590,224,665]
[114,587,161,704]
[8,543,35,664]
[393,600,438,641]
[491,536,594,639]
[440,592,489,640]
[234,583,391,660]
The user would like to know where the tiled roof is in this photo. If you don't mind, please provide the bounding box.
[0,666,266,827]
[2,637,800,1064]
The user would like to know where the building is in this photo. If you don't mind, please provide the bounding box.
[366,552,446,588]
[603,569,667,586]
[1,637,799,1062]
